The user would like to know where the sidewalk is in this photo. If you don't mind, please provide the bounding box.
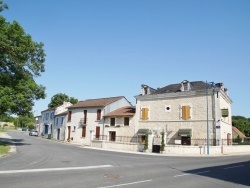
[0,132,17,158]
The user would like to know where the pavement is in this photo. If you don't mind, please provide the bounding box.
[1,131,250,158]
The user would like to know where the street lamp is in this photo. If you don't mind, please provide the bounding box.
[206,81,214,155]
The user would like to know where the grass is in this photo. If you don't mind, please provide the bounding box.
[0,141,9,155]
[0,129,6,133]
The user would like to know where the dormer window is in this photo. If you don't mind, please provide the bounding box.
[183,83,188,91]
[182,80,190,91]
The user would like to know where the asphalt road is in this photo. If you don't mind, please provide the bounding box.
[0,131,249,188]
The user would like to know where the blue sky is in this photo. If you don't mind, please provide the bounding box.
[2,0,250,117]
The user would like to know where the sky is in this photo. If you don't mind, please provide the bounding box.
[2,0,250,117]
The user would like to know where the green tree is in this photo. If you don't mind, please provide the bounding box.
[48,93,78,108]
[232,116,250,137]
[144,132,148,150]
[0,2,46,116]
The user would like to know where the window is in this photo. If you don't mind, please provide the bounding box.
[109,131,116,141]
[84,110,87,124]
[141,108,149,120]
[50,112,54,120]
[221,109,229,117]
[165,105,171,112]
[61,117,64,125]
[110,118,115,126]
[68,111,72,121]
[97,109,101,121]
[182,106,191,120]
[141,136,146,144]
[82,126,86,137]
[183,83,188,91]
[124,117,129,126]
[46,113,49,120]
[56,118,58,126]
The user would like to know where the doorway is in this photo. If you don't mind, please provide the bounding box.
[67,126,71,140]
[57,129,60,140]
[96,126,100,139]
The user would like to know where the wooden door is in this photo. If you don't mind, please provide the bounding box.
[96,126,100,139]
[67,126,71,140]
[57,129,60,140]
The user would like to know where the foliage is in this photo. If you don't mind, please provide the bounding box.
[144,132,148,150]
[15,115,34,129]
[0,141,9,155]
[160,131,165,152]
[0,0,8,12]
[0,2,46,116]
[48,93,78,108]
[232,116,250,137]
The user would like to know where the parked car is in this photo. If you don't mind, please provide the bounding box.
[29,130,38,136]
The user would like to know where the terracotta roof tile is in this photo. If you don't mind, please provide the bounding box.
[232,126,246,138]
[104,106,135,117]
[68,96,124,109]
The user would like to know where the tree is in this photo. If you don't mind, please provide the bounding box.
[0,2,46,116]
[160,131,165,152]
[48,93,78,108]
[232,116,250,137]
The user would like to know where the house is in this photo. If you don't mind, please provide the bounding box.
[34,115,42,135]
[102,106,136,141]
[134,80,233,152]
[54,111,68,141]
[66,96,132,146]
[41,102,72,138]
[232,126,246,139]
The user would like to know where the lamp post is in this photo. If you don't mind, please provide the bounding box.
[206,81,209,155]
[206,81,214,155]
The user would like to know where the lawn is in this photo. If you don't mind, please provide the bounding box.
[0,141,9,155]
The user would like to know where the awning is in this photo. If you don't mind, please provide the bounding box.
[137,129,149,136]
[221,109,229,117]
[178,129,192,137]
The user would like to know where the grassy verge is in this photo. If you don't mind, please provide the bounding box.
[0,129,6,133]
[0,141,9,155]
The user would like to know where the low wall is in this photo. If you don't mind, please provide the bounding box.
[91,140,139,152]
[163,145,221,155]
[222,145,250,154]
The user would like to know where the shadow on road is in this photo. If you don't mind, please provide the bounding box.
[0,138,30,146]
[184,161,250,187]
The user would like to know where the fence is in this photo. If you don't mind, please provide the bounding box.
[93,135,250,146]
[93,135,144,144]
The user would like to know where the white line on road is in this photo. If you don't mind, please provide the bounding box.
[0,165,113,174]
[174,171,210,178]
[224,165,245,170]
[98,180,153,188]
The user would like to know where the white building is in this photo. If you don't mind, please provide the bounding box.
[66,96,132,146]
[41,102,72,138]
[134,80,233,152]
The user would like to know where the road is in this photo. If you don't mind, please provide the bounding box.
[0,131,249,188]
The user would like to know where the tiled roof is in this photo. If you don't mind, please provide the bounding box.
[152,81,212,94]
[232,126,246,138]
[68,96,124,109]
[103,106,135,117]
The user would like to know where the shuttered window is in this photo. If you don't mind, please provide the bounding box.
[124,117,129,126]
[141,108,149,120]
[97,109,101,121]
[82,126,86,137]
[68,111,72,121]
[182,106,191,120]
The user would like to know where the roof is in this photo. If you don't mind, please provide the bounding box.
[152,81,211,95]
[232,126,246,138]
[68,96,124,109]
[41,104,61,113]
[103,106,135,117]
[54,111,68,116]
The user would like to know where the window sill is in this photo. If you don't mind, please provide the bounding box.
[81,137,86,139]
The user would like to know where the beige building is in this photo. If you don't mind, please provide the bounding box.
[134,80,232,150]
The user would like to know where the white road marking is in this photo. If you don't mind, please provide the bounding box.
[174,171,210,178]
[98,180,152,188]
[0,165,113,174]
[224,165,245,170]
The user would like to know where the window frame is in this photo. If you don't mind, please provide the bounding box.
[110,118,115,126]
[97,109,101,121]
[68,111,72,122]
[124,117,130,126]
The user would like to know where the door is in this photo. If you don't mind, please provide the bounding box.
[67,126,71,140]
[109,131,116,141]
[227,133,232,145]
[57,129,60,140]
[96,126,100,139]
[181,136,191,145]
